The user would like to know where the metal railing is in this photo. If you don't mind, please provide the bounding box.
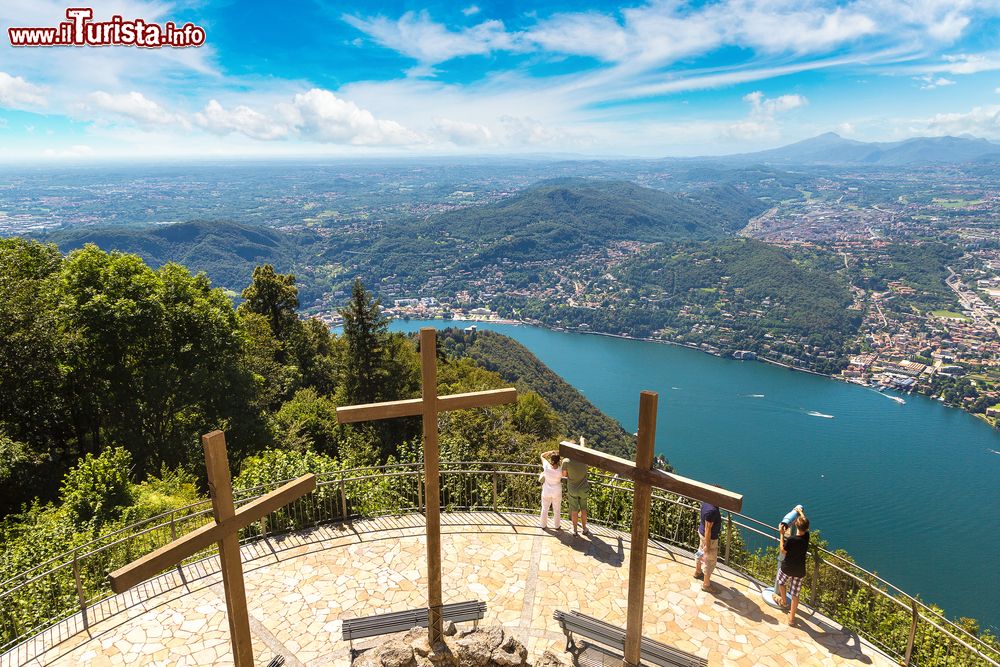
[1,461,998,666]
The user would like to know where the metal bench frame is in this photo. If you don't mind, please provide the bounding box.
[553,610,707,667]
[342,600,487,658]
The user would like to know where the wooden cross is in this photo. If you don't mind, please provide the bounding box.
[336,327,517,646]
[559,391,743,667]
[108,431,317,667]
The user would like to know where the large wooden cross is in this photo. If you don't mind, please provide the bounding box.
[108,431,317,667]
[559,391,743,667]
[336,327,517,646]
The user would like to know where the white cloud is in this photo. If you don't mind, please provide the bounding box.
[914,105,1000,137]
[744,91,807,114]
[462,5,480,17]
[282,89,424,145]
[41,144,93,159]
[724,91,807,141]
[729,5,877,54]
[343,11,519,64]
[434,117,493,145]
[936,53,1000,74]
[915,75,956,89]
[0,71,46,109]
[837,122,857,136]
[86,91,185,128]
[527,13,632,62]
[195,100,289,141]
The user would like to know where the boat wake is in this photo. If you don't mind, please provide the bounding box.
[807,411,834,419]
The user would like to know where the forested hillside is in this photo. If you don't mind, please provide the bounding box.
[44,221,321,297]
[494,238,858,373]
[0,239,619,534]
[437,329,636,459]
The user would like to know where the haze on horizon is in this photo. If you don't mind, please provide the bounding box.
[1,0,999,161]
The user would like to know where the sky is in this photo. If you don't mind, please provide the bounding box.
[1,0,999,161]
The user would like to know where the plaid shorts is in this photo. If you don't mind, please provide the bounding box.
[776,570,803,598]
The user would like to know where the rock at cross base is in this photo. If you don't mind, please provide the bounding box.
[353,626,531,667]
[533,651,566,667]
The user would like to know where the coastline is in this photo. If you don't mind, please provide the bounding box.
[391,315,998,427]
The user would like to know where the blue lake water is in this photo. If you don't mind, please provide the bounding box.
[390,319,1000,630]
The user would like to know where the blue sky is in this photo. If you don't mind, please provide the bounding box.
[1,0,999,160]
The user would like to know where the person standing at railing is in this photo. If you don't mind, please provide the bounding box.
[774,515,810,625]
[693,500,721,593]
[773,505,805,596]
[539,450,566,530]
[563,437,591,536]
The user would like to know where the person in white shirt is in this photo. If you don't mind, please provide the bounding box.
[539,450,566,530]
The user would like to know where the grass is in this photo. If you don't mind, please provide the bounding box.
[931,309,970,320]
[932,197,984,208]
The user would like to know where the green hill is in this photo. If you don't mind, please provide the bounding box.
[437,328,636,459]
[422,178,763,251]
[329,179,768,289]
[43,221,319,294]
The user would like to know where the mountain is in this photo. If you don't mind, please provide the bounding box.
[327,178,769,289]
[42,221,320,294]
[724,133,1000,166]
[437,328,637,459]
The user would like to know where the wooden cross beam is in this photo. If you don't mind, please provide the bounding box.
[108,431,317,667]
[336,327,517,646]
[559,391,743,667]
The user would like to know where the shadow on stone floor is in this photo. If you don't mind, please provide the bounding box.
[797,617,874,664]
[707,582,779,626]
[544,529,625,568]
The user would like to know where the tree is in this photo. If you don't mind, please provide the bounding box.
[340,279,390,405]
[0,239,70,458]
[59,447,134,529]
[274,388,340,454]
[238,264,299,346]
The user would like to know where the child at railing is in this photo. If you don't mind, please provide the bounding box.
[539,450,566,530]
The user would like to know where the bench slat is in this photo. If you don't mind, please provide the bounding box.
[343,601,486,641]
[554,610,707,667]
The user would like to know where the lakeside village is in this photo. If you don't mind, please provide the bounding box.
[312,270,1000,428]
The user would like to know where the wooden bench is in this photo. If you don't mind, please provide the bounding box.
[342,600,487,658]
[553,610,707,667]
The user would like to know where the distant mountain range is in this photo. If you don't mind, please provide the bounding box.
[44,221,319,293]
[722,133,1000,166]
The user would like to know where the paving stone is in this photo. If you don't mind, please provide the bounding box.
[1,514,895,667]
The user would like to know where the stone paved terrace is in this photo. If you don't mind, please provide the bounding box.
[2,512,895,667]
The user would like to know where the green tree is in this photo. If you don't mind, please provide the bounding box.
[339,279,390,405]
[238,264,299,346]
[59,446,134,529]
[0,239,70,459]
[274,388,341,454]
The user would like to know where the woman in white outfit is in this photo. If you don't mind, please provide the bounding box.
[539,450,566,530]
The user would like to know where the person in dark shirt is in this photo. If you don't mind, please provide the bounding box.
[693,502,722,593]
[774,516,810,625]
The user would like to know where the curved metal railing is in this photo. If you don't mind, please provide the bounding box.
[1,461,998,666]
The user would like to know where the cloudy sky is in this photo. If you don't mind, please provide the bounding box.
[1,0,999,160]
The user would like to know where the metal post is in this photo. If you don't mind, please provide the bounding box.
[72,554,88,630]
[339,479,348,519]
[725,512,732,565]
[492,470,498,512]
[811,548,821,609]
[904,598,919,665]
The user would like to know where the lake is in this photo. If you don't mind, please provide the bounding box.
[390,319,1000,630]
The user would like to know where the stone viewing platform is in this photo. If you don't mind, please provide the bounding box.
[4,512,894,667]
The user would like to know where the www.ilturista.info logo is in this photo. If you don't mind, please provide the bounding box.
[8,8,206,48]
